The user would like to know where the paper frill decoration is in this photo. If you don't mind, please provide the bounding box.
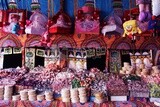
[31,0,40,10]
[9,0,17,9]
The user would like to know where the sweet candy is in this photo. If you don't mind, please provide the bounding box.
[45,90,53,101]
[20,89,28,101]
[128,81,149,98]
[61,88,70,102]
[70,88,79,103]
[94,92,104,104]
[78,87,88,103]
[12,95,20,101]
[4,85,13,100]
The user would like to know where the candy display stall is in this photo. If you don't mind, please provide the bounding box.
[0,0,160,106]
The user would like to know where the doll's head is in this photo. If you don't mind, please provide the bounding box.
[11,14,20,23]
[85,13,93,21]
[107,16,115,25]
[58,15,64,21]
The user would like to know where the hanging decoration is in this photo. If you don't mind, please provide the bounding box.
[49,0,72,34]
[36,49,45,57]
[148,0,160,36]
[136,0,151,22]
[96,48,106,56]
[112,0,123,18]
[122,0,143,40]
[44,49,61,67]
[109,50,122,73]
[82,50,87,70]
[75,50,83,71]
[123,20,142,40]
[67,49,88,71]
[75,0,100,34]
[68,49,76,70]
[87,48,95,57]
[13,47,21,54]
[25,48,35,69]
[3,47,12,54]
[31,0,41,11]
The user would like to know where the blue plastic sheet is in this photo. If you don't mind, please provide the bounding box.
[0,0,131,20]
[0,0,8,10]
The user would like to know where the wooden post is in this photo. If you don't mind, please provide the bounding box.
[74,0,78,17]
[51,0,54,17]
[48,0,51,18]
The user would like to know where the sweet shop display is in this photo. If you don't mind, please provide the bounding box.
[0,0,160,106]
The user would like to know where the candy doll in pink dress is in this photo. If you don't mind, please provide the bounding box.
[3,14,20,35]
[25,10,48,35]
[50,15,70,28]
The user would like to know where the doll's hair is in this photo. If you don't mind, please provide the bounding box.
[11,14,20,20]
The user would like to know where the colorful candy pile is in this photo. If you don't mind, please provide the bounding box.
[107,74,128,96]
[1,65,160,101]
[142,74,160,84]
[90,72,108,96]
[128,81,149,98]
[149,84,160,98]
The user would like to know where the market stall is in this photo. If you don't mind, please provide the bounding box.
[0,0,160,106]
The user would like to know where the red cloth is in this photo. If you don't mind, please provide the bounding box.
[0,100,157,107]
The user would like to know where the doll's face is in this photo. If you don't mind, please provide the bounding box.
[85,14,92,20]
[108,17,115,24]
[58,15,64,21]
[123,20,137,33]
[11,17,19,23]
[35,16,41,22]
